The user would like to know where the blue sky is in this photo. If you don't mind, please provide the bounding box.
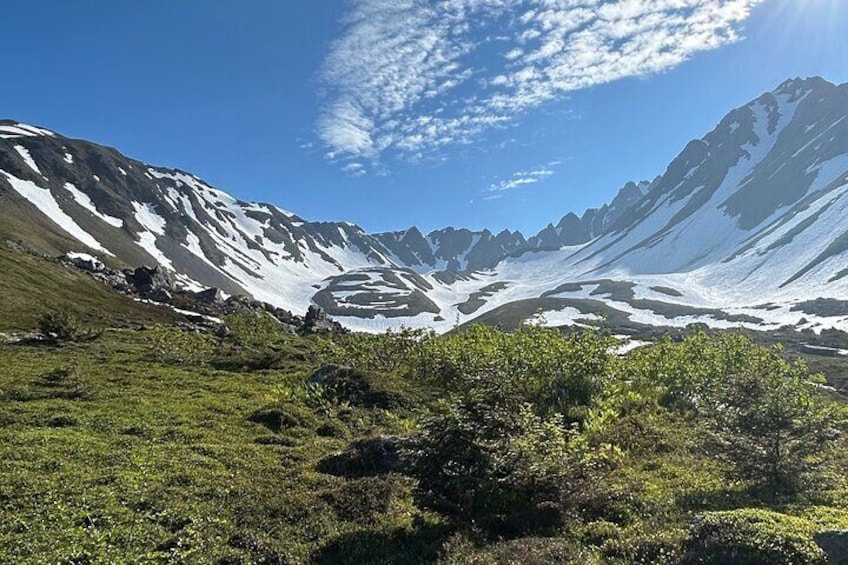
[1,0,846,235]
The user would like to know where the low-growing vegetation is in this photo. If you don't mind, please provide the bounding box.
[1,315,846,563]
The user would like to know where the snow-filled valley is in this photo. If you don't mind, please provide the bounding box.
[2,77,848,333]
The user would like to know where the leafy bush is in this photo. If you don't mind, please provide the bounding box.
[418,325,616,416]
[248,403,318,432]
[626,332,846,496]
[317,436,411,478]
[316,327,432,375]
[323,476,405,523]
[37,309,102,342]
[223,312,286,347]
[147,325,216,365]
[311,365,414,410]
[410,365,620,536]
[600,527,686,564]
[684,509,827,564]
[439,534,599,564]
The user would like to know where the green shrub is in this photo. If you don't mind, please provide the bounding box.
[317,436,410,478]
[223,312,286,347]
[626,332,846,496]
[601,528,685,564]
[684,509,827,564]
[317,420,351,439]
[210,349,286,371]
[410,369,619,536]
[37,309,102,342]
[440,534,599,565]
[147,325,216,365]
[312,365,413,410]
[248,403,318,432]
[316,327,432,375]
[323,476,402,523]
[418,324,616,416]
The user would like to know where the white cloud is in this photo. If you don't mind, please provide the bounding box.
[318,0,765,171]
[489,167,555,192]
[342,162,367,177]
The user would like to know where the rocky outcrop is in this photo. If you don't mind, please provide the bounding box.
[815,530,848,564]
[57,253,346,335]
[302,305,345,334]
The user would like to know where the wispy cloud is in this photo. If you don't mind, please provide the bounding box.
[317,0,764,172]
[489,166,555,192]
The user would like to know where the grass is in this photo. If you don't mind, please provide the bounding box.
[1,325,846,563]
[0,331,442,563]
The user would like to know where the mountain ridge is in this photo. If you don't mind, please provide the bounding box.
[3,76,848,333]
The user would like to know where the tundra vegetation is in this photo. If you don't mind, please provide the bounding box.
[1,312,846,564]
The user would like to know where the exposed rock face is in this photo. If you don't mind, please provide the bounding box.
[55,253,345,334]
[192,287,224,304]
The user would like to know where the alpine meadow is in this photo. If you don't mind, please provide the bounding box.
[1,1,847,563]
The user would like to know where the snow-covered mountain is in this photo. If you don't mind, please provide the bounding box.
[3,77,848,333]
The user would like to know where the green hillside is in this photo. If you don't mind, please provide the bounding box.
[0,243,178,332]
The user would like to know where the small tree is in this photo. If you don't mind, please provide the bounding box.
[631,332,845,496]
[409,359,620,536]
[38,309,102,343]
[702,353,843,496]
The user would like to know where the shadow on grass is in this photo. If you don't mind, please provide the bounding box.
[311,523,451,565]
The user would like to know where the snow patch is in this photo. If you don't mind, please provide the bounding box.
[2,172,112,255]
[62,183,124,227]
[14,145,43,176]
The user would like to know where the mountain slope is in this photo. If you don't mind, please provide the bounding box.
[0,243,179,332]
[3,77,848,333]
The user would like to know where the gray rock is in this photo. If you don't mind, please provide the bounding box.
[127,266,173,294]
[61,253,106,273]
[301,305,345,334]
[308,364,352,386]
[815,530,848,564]
[192,287,223,304]
[145,288,172,303]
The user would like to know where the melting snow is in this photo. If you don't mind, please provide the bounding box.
[131,202,172,269]
[0,123,55,139]
[1,172,113,255]
[13,145,43,176]
[132,202,167,235]
[62,183,124,227]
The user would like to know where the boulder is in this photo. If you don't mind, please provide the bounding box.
[145,288,173,303]
[301,305,345,334]
[61,253,105,273]
[192,287,224,304]
[305,304,326,322]
[127,266,173,295]
[816,530,848,564]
